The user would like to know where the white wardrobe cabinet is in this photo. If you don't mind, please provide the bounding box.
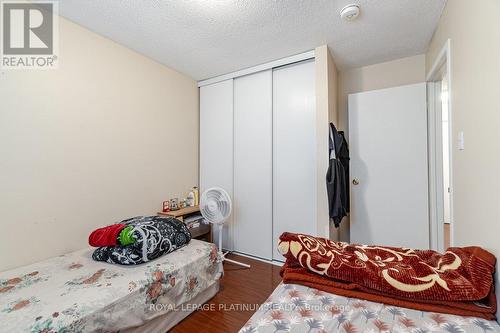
[199,79,234,251]
[272,60,316,260]
[200,58,321,262]
[233,70,273,260]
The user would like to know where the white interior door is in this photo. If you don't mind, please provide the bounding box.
[273,60,316,261]
[200,79,233,251]
[233,70,273,260]
[349,83,429,249]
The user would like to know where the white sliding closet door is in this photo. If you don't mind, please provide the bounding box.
[200,79,233,251]
[272,60,316,261]
[233,70,273,260]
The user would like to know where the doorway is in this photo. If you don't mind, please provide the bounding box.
[440,76,451,249]
[427,39,453,252]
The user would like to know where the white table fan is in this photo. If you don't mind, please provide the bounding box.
[199,187,250,268]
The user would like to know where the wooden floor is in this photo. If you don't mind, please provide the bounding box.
[170,254,282,333]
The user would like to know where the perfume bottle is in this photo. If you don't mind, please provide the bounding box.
[193,186,199,206]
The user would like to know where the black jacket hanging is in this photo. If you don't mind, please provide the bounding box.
[326,123,350,227]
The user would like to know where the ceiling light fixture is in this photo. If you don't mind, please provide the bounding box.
[340,4,360,21]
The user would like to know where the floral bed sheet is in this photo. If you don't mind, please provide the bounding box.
[240,283,500,333]
[0,239,221,333]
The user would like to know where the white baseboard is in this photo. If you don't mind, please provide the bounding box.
[223,250,284,267]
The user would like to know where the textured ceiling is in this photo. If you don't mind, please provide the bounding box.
[59,0,446,80]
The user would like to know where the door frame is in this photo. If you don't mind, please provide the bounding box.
[426,39,453,252]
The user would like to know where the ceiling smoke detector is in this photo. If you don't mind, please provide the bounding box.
[340,4,360,21]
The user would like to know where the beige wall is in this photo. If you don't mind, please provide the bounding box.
[425,0,500,318]
[0,18,199,271]
[338,54,426,132]
[314,46,344,241]
[336,54,426,242]
[315,45,338,238]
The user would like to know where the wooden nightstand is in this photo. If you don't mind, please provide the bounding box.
[158,206,212,243]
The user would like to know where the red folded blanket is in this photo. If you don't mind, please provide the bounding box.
[89,224,126,247]
[278,232,497,319]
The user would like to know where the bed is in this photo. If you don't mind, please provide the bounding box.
[240,283,500,333]
[0,239,221,333]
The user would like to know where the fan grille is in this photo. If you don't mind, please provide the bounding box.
[200,187,232,224]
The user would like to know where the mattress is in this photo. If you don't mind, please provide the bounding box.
[0,239,222,333]
[240,283,500,333]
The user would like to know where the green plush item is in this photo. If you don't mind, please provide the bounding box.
[118,226,136,246]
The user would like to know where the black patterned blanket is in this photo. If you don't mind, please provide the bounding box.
[92,216,191,265]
